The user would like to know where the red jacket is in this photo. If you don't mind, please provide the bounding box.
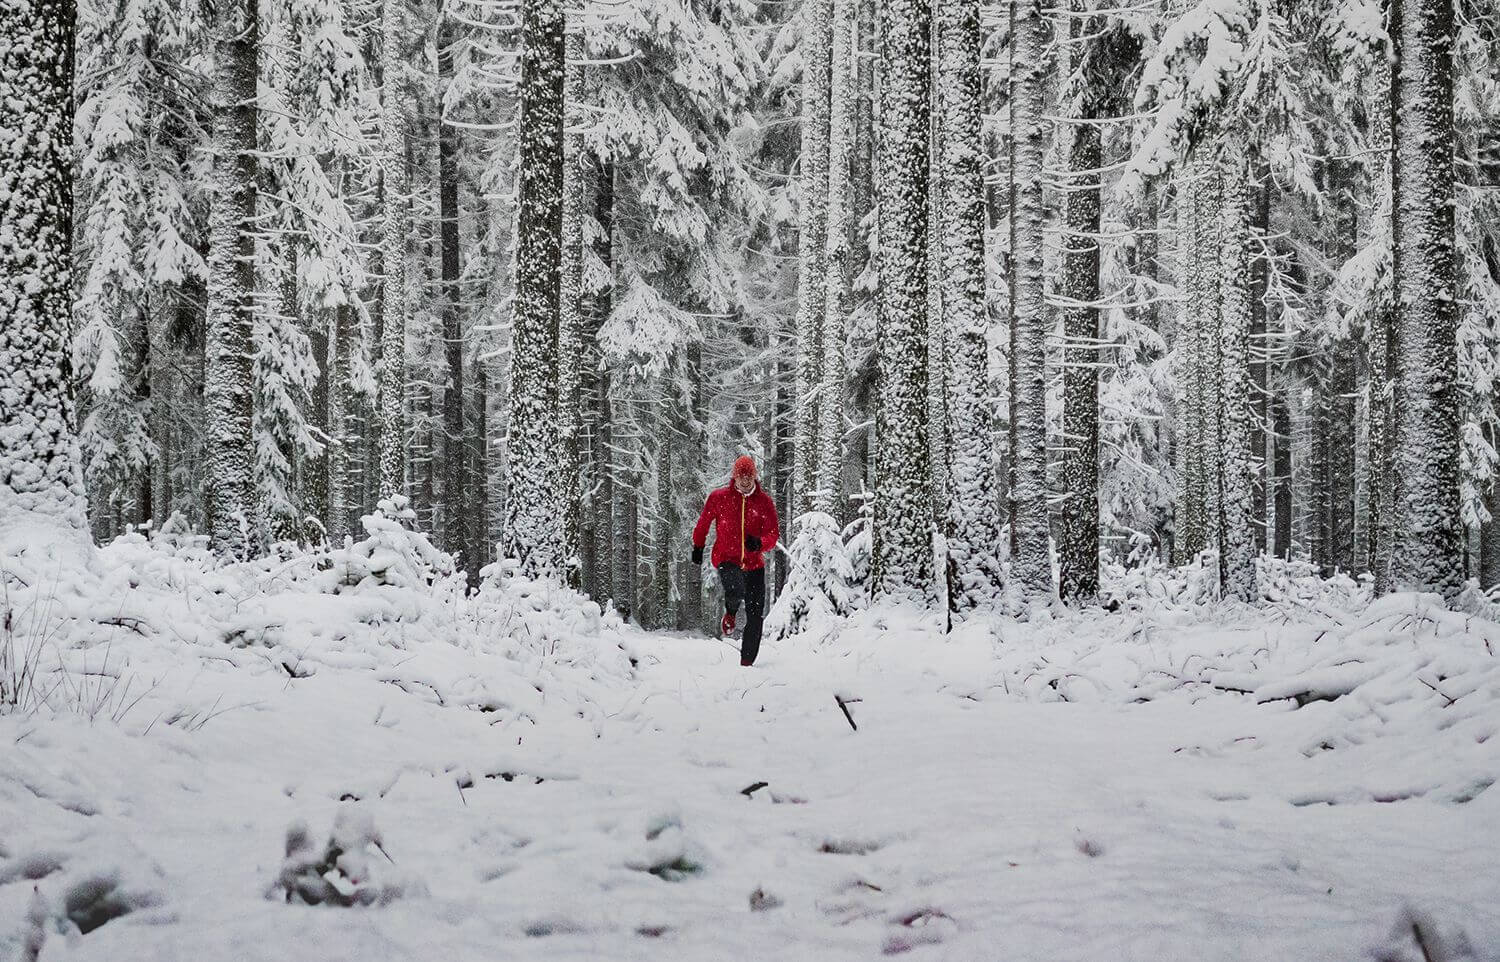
[692,482,780,571]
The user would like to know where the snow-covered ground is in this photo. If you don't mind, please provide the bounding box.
[3,524,1498,960]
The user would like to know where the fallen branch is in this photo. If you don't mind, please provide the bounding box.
[741,781,769,797]
[1417,677,1457,707]
[835,695,858,732]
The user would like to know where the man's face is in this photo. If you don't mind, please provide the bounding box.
[734,473,756,495]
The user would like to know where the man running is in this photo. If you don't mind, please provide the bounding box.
[691,455,780,667]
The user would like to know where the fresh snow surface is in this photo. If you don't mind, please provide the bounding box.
[3,534,1499,960]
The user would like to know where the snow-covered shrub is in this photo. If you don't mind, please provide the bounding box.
[271,809,425,907]
[765,512,856,644]
[625,811,707,882]
[323,497,456,592]
[1099,550,1372,616]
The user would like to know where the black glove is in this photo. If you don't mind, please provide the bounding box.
[691,546,704,565]
[744,534,762,552]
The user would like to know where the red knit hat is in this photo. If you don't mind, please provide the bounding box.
[732,455,757,482]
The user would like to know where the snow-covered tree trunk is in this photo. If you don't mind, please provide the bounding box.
[1249,168,1270,553]
[1174,161,1226,563]
[1389,0,1463,595]
[683,340,705,629]
[611,417,635,621]
[656,418,675,625]
[794,0,833,519]
[1368,295,1395,586]
[148,301,177,526]
[1058,115,1101,603]
[871,0,934,604]
[558,30,586,589]
[1272,388,1293,560]
[937,0,1003,612]
[0,0,87,530]
[326,304,355,541]
[591,161,616,602]
[927,104,950,526]
[1481,480,1500,590]
[469,361,491,575]
[1217,159,1257,601]
[1007,0,1052,602]
[814,0,854,517]
[503,0,566,580]
[203,0,260,557]
[376,0,408,502]
[437,15,466,560]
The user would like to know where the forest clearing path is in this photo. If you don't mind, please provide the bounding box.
[3,601,1498,960]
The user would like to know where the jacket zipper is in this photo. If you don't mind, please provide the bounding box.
[740,491,747,563]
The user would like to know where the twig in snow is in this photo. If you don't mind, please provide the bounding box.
[741,781,769,797]
[835,694,858,731]
[1411,920,1436,962]
[1418,677,1457,707]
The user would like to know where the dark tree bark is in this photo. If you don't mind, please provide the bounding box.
[437,14,467,562]
[1273,395,1293,559]
[590,160,616,603]
[1058,117,1101,602]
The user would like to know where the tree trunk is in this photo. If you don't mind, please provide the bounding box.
[611,413,635,621]
[504,0,566,579]
[1481,480,1500,590]
[558,31,586,589]
[0,0,86,529]
[1058,114,1101,602]
[938,0,1002,612]
[469,362,491,576]
[437,14,467,561]
[1217,159,1257,601]
[1273,394,1293,560]
[1249,166,1270,553]
[1007,0,1052,602]
[376,0,408,503]
[203,0,259,557]
[591,160,616,603]
[815,0,854,518]
[794,0,833,520]
[148,297,177,526]
[1388,0,1462,594]
[871,0,934,604]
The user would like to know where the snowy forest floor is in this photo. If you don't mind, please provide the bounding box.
[3,527,1499,960]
